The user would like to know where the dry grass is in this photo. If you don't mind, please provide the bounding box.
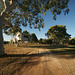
[0,44,40,75]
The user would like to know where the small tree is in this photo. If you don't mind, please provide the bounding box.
[39,38,43,44]
[46,25,71,45]
[46,38,53,44]
[42,39,46,44]
[69,37,75,45]
[23,30,30,34]
[31,33,38,43]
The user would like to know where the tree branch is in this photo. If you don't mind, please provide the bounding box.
[3,17,13,28]
[1,0,16,16]
[3,23,13,28]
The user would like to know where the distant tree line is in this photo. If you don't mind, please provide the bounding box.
[5,26,75,45]
[38,37,75,45]
[23,30,38,43]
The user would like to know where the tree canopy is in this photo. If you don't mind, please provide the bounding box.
[46,25,71,44]
[0,0,70,32]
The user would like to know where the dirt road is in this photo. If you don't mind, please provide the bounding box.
[14,49,75,75]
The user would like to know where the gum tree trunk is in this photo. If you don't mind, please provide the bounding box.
[0,0,14,56]
[0,17,5,55]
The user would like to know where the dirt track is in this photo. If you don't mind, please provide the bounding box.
[14,49,75,75]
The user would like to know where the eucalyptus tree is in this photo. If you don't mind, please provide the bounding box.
[0,0,69,55]
[46,25,71,44]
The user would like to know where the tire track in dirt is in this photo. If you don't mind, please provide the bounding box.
[14,48,75,75]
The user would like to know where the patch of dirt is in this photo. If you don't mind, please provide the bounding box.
[14,49,75,75]
[1,45,75,75]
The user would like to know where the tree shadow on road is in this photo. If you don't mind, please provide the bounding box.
[29,45,68,49]
[50,45,75,59]
[0,54,41,75]
[0,45,75,75]
[0,45,75,58]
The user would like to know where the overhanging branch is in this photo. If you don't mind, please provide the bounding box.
[1,0,15,16]
[3,23,13,28]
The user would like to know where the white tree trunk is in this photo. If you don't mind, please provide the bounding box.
[0,0,14,56]
[0,18,5,55]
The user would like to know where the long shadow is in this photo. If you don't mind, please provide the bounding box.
[29,45,68,49]
[50,46,75,59]
[1,50,75,59]
[0,45,75,58]
[51,49,75,55]
[0,53,42,75]
[68,46,75,48]
[0,45,75,75]
[0,46,75,74]
[51,45,75,55]
[0,54,41,75]
[0,51,51,58]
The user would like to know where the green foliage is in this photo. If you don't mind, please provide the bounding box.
[69,37,75,45]
[23,30,30,34]
[0,0,5,14]
[31,33,38,42]
[4,41,9,44]
[46,25,71,44]
[0,0,70,34]
[46,39,53,44]
[42,39,53,44]
[39,38,43,44]
[42,39,47,44]
[39,38,53,44]
[3,25,22,35]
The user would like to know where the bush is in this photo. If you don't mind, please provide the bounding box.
[69,37,75,45]
[4,41,9,44]
[39,38,53,44]
[46,39,53,44]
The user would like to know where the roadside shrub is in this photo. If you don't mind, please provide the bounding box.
[69,37,75,45]
[39,38,53,44]
[4,41,9,44]
[46,39,53,44]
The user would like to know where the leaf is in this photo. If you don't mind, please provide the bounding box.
[44,12,46,15]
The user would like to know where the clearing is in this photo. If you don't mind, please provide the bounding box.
[0,44,75,75]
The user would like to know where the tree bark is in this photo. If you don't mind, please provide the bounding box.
[0,0,15,56]
[0,18,5,55]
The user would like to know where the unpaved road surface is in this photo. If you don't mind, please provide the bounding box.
[14,49,75,75]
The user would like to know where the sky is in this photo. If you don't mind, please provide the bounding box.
[3,0,75,41]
